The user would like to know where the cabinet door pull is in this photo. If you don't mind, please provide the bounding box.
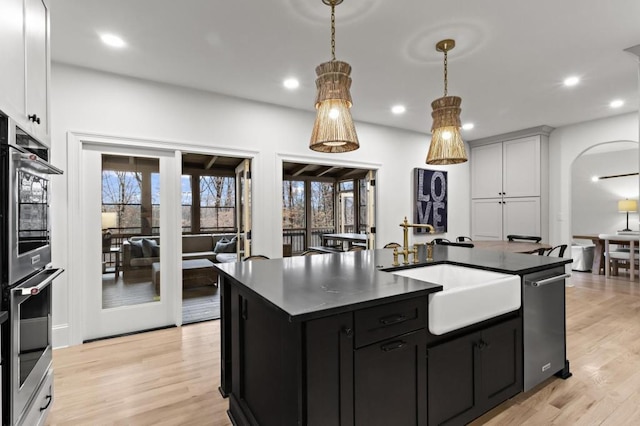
[342,327,353,337]
[474,340,490,350]
[381,340,407,352]
[28,114,41,124]
[379,314,407,326]
[241,298,248,320]
[40,394,52,411]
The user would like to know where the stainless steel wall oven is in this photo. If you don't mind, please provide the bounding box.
[1,112,63,425]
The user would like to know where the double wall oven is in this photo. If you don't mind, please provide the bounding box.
[0,112,63,425]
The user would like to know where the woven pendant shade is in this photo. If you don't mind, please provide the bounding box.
[426,95,468,165]
[310,60,360,153]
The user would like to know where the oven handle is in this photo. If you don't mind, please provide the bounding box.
[13,268,64,296]
[11,148,64,175]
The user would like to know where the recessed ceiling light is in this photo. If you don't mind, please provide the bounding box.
[462,123,474,130]
[391,105,406,114]
[283,78,299,89]
[100,33,126,48]
[563,76,580,87]
[610,99,624,108]
[591,176,599,182]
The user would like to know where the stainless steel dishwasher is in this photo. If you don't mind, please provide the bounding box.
[523,267,572,391]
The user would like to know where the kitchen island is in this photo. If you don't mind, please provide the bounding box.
[215,246,572,425]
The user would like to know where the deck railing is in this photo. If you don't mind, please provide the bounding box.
[283,227,336,254]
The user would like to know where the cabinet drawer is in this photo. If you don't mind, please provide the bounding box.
[355,298,426,348]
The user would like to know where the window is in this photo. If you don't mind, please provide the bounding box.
[282,180,305,229]
[338,180,355,233]
[311,181,334,229]
[200,176,236,232]
[181,175,192,232]
[359,178,368,234]
[101,169,143,233]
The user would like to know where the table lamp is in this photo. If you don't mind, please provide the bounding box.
[101,212,118,250]
[618,199,637,232]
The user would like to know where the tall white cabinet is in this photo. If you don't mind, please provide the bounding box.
[0,0,50,144]
[470,128,551,241]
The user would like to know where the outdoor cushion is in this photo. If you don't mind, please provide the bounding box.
[142,238,160,258]
[214,237,236,253]
[129,239,144,258]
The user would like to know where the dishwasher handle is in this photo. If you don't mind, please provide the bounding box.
[527,273,571,287]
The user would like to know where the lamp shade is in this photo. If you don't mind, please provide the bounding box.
[101,212,117,230]
[618,199,638,213]
[426,96,468,165]
[310,60,359,152]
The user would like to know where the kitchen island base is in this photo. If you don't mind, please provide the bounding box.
[216,248,572,425]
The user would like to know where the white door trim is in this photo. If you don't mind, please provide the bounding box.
[275,153,381,254]
[65,131,258,346]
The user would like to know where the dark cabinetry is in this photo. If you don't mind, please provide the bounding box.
[306,298,429,426]
[427,317,522,425]
[223,277,429,426]
[354,329,426,426]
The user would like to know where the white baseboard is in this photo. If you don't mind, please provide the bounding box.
[52,323,71,349]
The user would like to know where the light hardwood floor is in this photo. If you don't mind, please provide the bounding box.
[46,271,640,425]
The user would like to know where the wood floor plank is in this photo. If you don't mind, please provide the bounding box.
[47,271,640,425]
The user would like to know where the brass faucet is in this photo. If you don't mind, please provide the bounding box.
[392,217,435,266]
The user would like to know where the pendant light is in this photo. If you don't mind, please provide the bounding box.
[310,0,359,153]
[426,39,468,165]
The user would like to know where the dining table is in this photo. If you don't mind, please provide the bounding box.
[573,234,638,275]
[321,233,368,250]
[472,240,552,254]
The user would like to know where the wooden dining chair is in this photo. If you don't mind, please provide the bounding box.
[433,238,450,245]
[545,244,567,257]
[507,235,542,243]
[243,255,270,261]
[440,241,474,248]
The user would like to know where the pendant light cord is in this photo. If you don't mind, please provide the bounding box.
[331,2,336,61]
[443,49,448,97]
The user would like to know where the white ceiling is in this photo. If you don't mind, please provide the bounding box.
[49,0,640,140]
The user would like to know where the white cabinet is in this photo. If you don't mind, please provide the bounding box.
[471,198,540,241]
[470,131,549,241]
[25,0,49,135]
[471,199,502,240]
[503,197,540,237]
[472,136,540,199]
[0,0,50,143]
[502,137,540,197]
[471,143,503,199]
[0,0,26,118]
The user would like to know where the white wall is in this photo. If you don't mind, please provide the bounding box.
[571,147,639,235]
[549,112,639,247]
[50,63,471,347]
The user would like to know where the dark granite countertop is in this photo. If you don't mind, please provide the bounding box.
[215,246,572,322]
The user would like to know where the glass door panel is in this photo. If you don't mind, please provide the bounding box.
[365,171,376,249]
[101,155,162,309]
[236,159,251,259]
